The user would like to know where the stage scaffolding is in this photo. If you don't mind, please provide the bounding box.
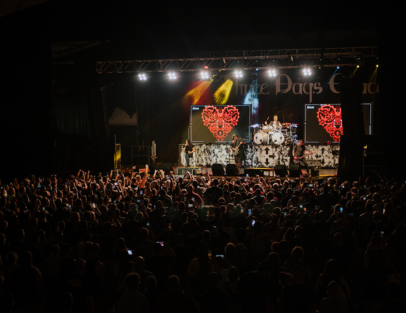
[96,47,377,74]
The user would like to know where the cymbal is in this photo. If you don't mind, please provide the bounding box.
[249,124,261,128]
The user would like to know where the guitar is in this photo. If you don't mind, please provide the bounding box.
[232,139,245,156]
[293,150,316,164]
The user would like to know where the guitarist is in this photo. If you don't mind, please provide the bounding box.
[231,134,246,171]
[292,139,309,174]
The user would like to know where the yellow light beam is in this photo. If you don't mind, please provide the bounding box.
[182,80,212,105]
[214,79,233,105]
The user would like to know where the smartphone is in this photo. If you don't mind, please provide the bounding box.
[201,203,204,208]
[284,212,287,217]
[115,183,118,186]
[128,250,133,255]
[42,207,45,212]
[363,197,366,200]
[380,231,384,237]
[349,212,353,217]
[146,222,150,227]
[157,241,164,246]
[68,205,71,209]
[38,185,41,188]
[308,184,313,188]
[248,209,252,215]
[216,255,224,258]
[188,204,193,208]
[300,205,303,209]
[340,207,343,213]
[137,199,141,203]
[341,186,345,189]
[140,191,143,195]
[192,197,195,202]
[251,220,256,226]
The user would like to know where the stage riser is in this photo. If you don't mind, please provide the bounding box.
[179,144,339,168]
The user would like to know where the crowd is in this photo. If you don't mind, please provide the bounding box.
[0,164,406,313]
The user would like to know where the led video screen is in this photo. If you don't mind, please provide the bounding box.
[190,105,251,143]
[305,103,372,143]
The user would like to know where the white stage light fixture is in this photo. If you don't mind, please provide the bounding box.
[268,69,277,77]
[302,68,311,76]
[201,71,210,81]
[337,66,340,69]
[168,72,177,80]
[234,70,243,78]
[138,73,147,81]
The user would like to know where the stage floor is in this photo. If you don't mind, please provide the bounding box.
[173,166,337,178]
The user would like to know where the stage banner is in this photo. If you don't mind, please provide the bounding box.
[179,143,339,168]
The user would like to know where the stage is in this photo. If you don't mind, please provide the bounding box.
[178,143,340,168]
[173,165,337,179]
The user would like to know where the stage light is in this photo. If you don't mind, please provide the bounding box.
[204,65,209,69]
[200,71,210,81]
[302,68,311,76]
[138,73,147,81]
[357,65,360,68]
[268,69,277,77]
[168,72,177,80]
[376,64,379,68]
[234,70,243,78]
[337,66,340,69]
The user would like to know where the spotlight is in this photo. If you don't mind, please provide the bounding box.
[168,72,177,80]
[138,73,147,81]
[337,66,340,69]
[376,64,379,68]
[204,65,209,69]
[302,68,311,76]
[234,70,243,78]
[268,69,277,77]
[200,71,210,81]
[357,65,359,68]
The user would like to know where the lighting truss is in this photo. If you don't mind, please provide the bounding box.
[96,47,377,74]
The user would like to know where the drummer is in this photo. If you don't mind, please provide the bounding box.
[269,115,282,130]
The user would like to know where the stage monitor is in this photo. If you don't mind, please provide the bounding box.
[304,103,371,144]
[190,105,251,143]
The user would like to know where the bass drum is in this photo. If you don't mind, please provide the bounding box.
[254,132,268,145]
[271,131,285,145]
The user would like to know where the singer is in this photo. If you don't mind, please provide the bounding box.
[182,139,195,167]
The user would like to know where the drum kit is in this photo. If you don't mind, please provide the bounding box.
[251,122,298,145]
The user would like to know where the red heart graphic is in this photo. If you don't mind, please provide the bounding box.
[317,104,344,142]
[201,105,240,141]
